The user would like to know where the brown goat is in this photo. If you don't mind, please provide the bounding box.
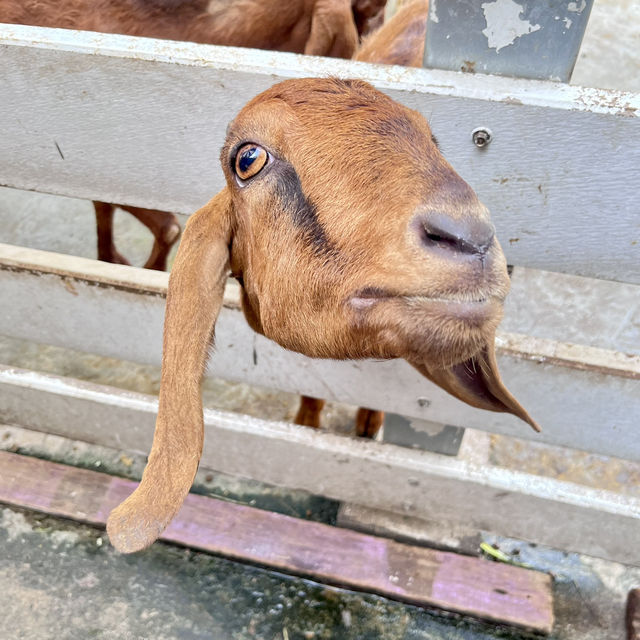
[106,75,539,553]
[0,0,361,270]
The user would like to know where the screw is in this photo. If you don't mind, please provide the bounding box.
[472,127,492,148]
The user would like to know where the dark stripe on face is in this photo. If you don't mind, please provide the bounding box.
[276,164,332,255]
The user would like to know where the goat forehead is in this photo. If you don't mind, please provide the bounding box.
[238,78,431,145]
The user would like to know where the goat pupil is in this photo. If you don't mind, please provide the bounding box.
[239,148,259,173]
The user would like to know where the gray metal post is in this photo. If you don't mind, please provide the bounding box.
[382,1,594,454]
[424,0,595,82]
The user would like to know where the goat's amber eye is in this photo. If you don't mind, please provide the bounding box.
[235,144,268,181]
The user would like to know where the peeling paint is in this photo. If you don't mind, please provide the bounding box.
[429,0,439,24]
[568,0,587,13]
[575,87,639,118]
[481,0,542,52]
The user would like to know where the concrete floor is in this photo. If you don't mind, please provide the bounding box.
[0,505,534,640]
[1,1,639,638]
[3,425,640,640]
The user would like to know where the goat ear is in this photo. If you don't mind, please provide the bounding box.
[106,189,233,553]
[411,332,540,432]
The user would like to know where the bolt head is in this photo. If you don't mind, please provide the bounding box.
[472,127,492,148]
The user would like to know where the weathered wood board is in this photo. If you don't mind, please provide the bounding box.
[1,243,639,461]
[0,449,554,632]
[0,25,638,282]
[1,370,639,566]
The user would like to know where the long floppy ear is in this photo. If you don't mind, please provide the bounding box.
[107,189,233,553]
[411,330,541,432]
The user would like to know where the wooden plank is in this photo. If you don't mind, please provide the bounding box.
[1,244,639,460]
[1,371,639,566]
[0,449,553,632]
[0,26,638,283]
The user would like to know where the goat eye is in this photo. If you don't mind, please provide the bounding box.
[235,144,268,181]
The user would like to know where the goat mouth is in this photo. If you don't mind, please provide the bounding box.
[350,289,501,314]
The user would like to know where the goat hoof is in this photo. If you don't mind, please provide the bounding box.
[99,248,130,266]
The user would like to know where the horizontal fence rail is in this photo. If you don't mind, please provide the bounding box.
[1,244,638,461]
[0,369,638,566]
[0,25,639,283]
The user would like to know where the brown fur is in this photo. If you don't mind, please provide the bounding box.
[93,202,181,270]
[628,589,640,640]
[1,0,359,56]
[356,0,428,68]
[1,0,421,432]
[107,77,539,553]
[351,0,387,36]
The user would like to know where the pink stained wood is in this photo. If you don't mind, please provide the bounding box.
[0,450,554,633]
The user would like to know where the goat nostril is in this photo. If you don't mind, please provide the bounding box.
[424,230,459,250]
[425,232,444,243]
[415,212,495,257]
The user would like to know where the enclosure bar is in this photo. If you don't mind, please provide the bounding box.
[0,450,554,632]
[0,22,624,111]
[1,26,638,282]
[0,369,638,566]
[1,245,639,459]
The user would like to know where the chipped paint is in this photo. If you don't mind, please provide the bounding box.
[428,0,439,24]
[481,0,541,52]
[568,0,587,13]
[575,87,639,118]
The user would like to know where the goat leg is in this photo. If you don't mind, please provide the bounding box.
[118,205,181,271]
[93,201,131,266]
[305,0,358,58]
[295,398,384,438]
